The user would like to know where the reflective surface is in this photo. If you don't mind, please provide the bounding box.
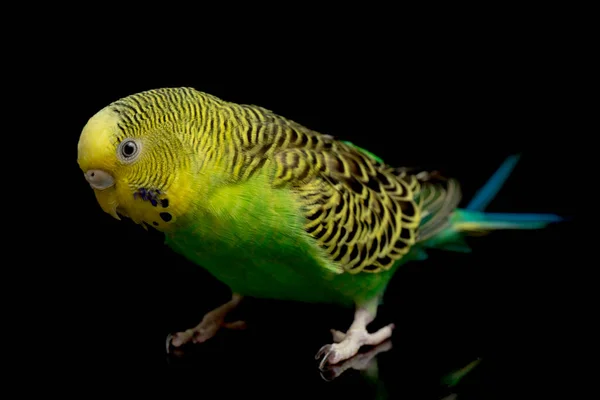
[166,337,482,399]
[162,297,487,399]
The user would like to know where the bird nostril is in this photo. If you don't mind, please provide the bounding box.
[85,170,115,190]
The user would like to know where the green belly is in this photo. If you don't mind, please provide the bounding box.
[165,224,404,308]
[163,173,398,307]
[165,230,353,305]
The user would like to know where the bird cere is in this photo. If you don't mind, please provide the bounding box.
[77,87,563,369]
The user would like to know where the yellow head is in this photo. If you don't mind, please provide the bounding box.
[77,88,205,231]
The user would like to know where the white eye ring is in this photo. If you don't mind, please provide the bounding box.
[117,139,141,163]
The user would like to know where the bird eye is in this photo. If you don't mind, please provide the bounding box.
[117,139,141,162]
[122,141,136,156]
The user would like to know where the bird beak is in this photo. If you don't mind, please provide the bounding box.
[84,169,115,190]
[83,169,120,220]
[93,187,121,220]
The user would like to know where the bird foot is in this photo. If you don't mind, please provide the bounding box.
[166,294,245,353]
[316,323,395,370]
[319,339,393,381]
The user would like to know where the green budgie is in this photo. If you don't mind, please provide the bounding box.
[76,87,563,368]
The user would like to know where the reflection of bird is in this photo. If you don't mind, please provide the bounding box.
[437,358,482,400]
[77,87,564,368]
[442,358,482,387]
[440,394,458,400]
[320,339,393,382]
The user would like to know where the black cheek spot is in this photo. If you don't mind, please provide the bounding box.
[152,221,159,226]
[160,199,169,208]
[160,212,173,222]
[150,199,157,207]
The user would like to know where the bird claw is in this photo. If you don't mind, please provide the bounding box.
[165,332,188,358]
[316,344,335,370]
[166,333,173,354]
[166,294,245,355]
[315,323,395,372]
[318,339,393,381]
[165,317,247,355]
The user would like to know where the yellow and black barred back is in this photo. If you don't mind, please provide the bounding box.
[108,87,461,275]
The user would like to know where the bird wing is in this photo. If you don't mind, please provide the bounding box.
[232,104,461,274]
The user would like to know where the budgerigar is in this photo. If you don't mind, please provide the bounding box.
[77,87,563,368]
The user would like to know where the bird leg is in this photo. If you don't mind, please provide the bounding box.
[316,297,395,370]
[167,293,246,353]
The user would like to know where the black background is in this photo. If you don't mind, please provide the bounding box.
[20,23,583,399]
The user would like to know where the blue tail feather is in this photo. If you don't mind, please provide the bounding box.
[454,210,564,231]
[423,154,565,253]
[475,212,564,224]
[478,212,563,222]
[466,154,521,211]
[463,153,564,226]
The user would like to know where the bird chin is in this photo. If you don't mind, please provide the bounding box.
[116,207,130,219]
[93,187,121,221]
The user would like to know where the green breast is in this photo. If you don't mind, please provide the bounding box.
[164,171,400,307]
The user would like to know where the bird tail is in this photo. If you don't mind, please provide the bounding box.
[422,154,565,253]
